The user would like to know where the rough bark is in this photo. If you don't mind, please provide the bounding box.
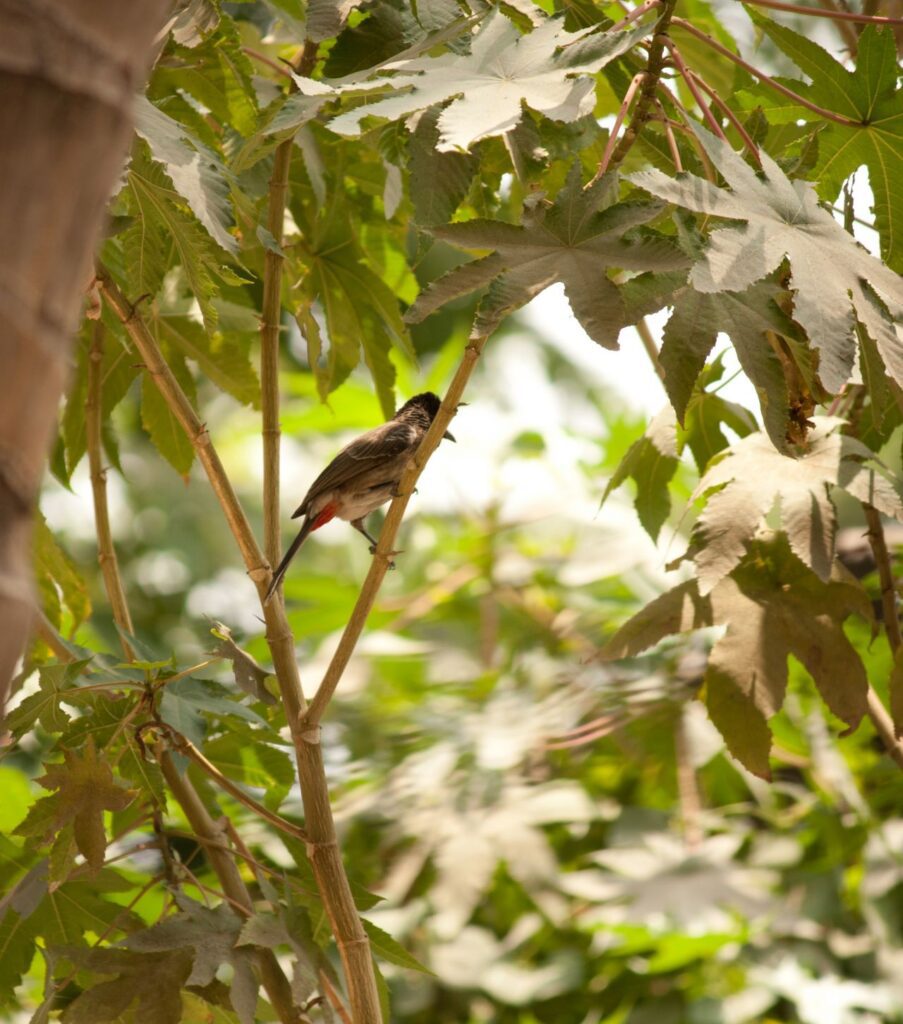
[0,0,169,710]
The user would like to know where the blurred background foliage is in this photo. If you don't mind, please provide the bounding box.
[13,308,903,1023]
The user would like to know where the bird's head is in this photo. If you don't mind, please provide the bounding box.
[397,392,456,442]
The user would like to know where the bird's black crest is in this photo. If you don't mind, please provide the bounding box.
[396,391,442,420]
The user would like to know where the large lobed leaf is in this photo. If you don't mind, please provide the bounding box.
[689,417,903,593]
[600,535,871,778]
[744,10,903,273]
[630,126,903,394]
[319,10,648,152]
[407,164,688,344]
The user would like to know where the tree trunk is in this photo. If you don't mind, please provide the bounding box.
[0,0,169,711]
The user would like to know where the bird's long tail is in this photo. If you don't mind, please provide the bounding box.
[264,517,317,604]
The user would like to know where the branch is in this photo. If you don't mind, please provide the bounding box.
[671,18,861,128]
[598,0,680,175]
[261,39,319,573]
[683,66,761,165]
[304,332,489,728]
[97,267,382,1024]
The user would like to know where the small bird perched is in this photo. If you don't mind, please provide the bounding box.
[264,392,455,603]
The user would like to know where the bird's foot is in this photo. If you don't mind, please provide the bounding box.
[391,484,417,498]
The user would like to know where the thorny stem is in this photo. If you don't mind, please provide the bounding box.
[82,365,300,1023]
[97,267,381,1024]
[304,333,489,728]
[261,38,319,575]
[671,18,862,128]
[743,0,903,24]
[597,0,680,175]
[664,41,728,141]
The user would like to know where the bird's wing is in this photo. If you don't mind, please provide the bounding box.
[293,420,416,518]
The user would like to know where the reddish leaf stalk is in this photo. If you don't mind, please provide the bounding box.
[671,18,861,128]
[598,0,680,173]
[592,72,647,183]
[743,0,903,24]
[610,0,663,32]
[664,41,728,141]
[685,65,762,165]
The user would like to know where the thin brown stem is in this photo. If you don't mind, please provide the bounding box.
[86,322,135,661]
[610,0,662,31]
[242,47,295,79]
[635,317,666,381]
[743,0,903,24]
[97,267,382,1024]
[864,504,902,652]
[665,42,728,141]
[305,332,489,728]
[657,102,684,171]
[866,686,903,770]
[591,73,646,183]
[674,707,703,849]
[174,734,308,842]
[602,0,680,173]
[671,18,861,127]
[261,38,320,576]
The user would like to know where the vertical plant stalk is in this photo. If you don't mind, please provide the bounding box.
[674,707,703,849]
[864,504,903,654]
[84,316,298,1023]
[861,504,903,769]
[602,0,680,174]
[97,268,382,1024]
[303,332,488,728]
[86,323,135,659]
[260,38,319,572]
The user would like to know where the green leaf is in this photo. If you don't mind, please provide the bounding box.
[630,125,903,392]
[661,282,792,450]
[125,896,257,1024]
[326,12,647,152]
[203,735,294,811]
[408,106,477,226]
[59,948,193,1024]
[159,317,260,408]
[745,10,903,272]
[363,918,434,974]
[141,346,196,477]
[127,147,225,330]
[307,0,366,43]
[602,406,678,541]
[408,164,687,344]
[133,96,238,255]
[5,662,90,736]
[31,515,91,632]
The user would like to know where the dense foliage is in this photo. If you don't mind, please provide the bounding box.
[4,0,903,1021]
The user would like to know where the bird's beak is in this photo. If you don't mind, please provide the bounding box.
[443,429,456,443]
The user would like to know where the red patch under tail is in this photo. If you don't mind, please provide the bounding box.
[311,502,338,531]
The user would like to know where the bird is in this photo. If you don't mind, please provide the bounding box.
[264,392,455,603]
